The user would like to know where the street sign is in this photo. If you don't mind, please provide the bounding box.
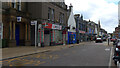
[31,21,37,25]
[31,20,38,48]
[17,17,21,22]
[0,23,3,39]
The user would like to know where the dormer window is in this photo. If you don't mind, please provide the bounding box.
[17,0,21,11]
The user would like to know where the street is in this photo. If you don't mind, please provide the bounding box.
[1,42,117,67]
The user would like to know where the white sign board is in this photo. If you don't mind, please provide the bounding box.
[0,23,3,39]
[31,21,37,25]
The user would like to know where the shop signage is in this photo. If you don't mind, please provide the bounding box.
[38,24,42,29]
[52,24,62,30]
[17,17,21,22]
[42,23,52,29]
[79,30,85,34]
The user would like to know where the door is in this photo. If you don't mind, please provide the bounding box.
[44,30,50,46]
[31,26,35,46]
[15,24,20,46]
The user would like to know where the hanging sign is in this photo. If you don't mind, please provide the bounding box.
[17,17,22,22]
[31,21,37,25]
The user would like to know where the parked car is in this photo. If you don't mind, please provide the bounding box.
[111,38,116,42]
[95,38,103,43]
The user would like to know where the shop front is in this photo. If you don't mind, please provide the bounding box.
[79,30,86,42]
[62,27,68,45]
[68,32,76,44]
[39,23,63,47]
[52,24,63,45]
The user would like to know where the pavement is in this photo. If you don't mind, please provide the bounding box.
[1,42,88,60]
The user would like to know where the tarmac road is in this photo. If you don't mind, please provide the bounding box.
[2,41,116,67]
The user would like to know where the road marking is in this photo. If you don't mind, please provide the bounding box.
[105,48,110,51]
[109,47,113,68]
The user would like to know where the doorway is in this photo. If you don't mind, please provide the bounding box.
[15,24,20,46]
[44,30,50,46]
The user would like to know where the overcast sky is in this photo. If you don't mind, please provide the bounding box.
[65,0,119,33]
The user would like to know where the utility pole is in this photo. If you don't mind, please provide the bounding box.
[35,21,37,48]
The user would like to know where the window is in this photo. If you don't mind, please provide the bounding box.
[48,8,55,22]
[59,13,61,23]
[48,7,51,20]
[12,0,16,8]
[17,0,21,11]
[59,13,64,24]
[51,9,54,21]
[61,13,64,23]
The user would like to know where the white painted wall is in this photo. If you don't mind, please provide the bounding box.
[68,6,76,32]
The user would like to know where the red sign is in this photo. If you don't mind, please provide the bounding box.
[42,23,52,29]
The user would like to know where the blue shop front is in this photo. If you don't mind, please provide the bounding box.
[68,32,76,44]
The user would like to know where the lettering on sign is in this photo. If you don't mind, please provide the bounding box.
[52,24,62,30]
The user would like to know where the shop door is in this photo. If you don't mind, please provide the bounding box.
[15,24,20,46]
[44,30,50,46]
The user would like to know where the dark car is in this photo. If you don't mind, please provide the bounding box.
[95,38,103,43]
